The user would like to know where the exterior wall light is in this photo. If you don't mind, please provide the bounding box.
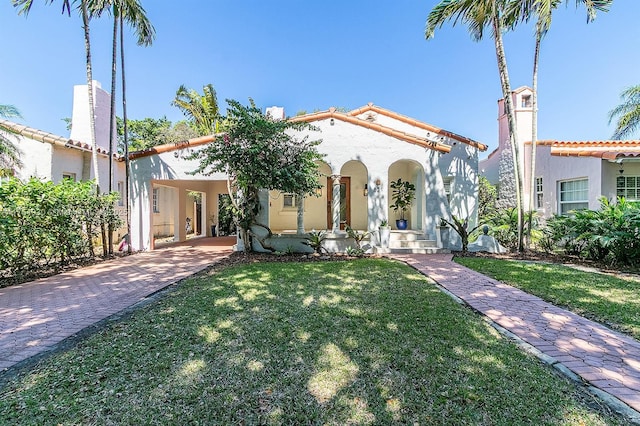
[363,184,368,196]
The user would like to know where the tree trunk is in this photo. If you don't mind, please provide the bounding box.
[81,1,106,255]
[528,30,541,248]
[120,14,132,254]
[107,9,118,255]
[491,10,524,252]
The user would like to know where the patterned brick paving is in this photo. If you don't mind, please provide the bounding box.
[392,253,640,416]
[0,237,233,372]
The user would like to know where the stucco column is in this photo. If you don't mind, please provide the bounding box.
[296,195,305,234]
[175,187,187,242]
[331,174,341,232]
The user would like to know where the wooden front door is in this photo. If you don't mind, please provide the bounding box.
[327,177,351,230]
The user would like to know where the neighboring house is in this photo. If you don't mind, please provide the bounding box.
[0,81,127,235]
[480,86,640,217]
[129,103,487,252]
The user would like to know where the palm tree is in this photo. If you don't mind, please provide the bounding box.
[609,85,640,139]
[171,84,220,136]
[505,0,611,246]
[13,0,101,191]
[426,0,526,251]
[0,105,23,172]
[89,0,155,253]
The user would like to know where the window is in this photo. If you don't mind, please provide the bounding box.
[559,178,588,215]
[536,177,543,209]
[117,181,125,206]
[283,193,298,209]
[521,94,532,108]
[152,188,160,213]
[62,172,76,181]
[616,176,640,201]
[443,177,453,203]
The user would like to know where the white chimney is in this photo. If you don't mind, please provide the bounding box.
[265,106,285,120]
[69,80,114,150]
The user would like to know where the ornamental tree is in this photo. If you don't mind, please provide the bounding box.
[190,99,323,251]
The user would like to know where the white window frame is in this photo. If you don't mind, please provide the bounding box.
[616,175,640,201]
[558,178,589,215]
[117,181,125,206]
[443,177,453,203]
[152,188,160,213]
[62,172,76,181]
[535,177,543,209]
[521,94,532,108]
[283,193,298,209]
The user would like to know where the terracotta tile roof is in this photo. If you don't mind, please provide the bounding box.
[290,107,452,154]
[0,119,120,159]
[531,139,640,160]
[345,103,487,151]
[128,134,221,160]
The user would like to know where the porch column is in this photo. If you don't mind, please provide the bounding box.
[331,174,341,232]
[296,195,305,234]
[175,188,187,242]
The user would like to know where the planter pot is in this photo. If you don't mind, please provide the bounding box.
[438,226,449,249]
[210,225,217,237]
[379,226,391,248]
[396,219,408,230]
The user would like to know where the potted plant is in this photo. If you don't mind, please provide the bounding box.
[390,178,416,230]
[378,219,391,248]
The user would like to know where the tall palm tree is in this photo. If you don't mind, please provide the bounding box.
[172,84,220,136]
[89,0,155,253]
[13,0,101,191]
[505,0,611,245]
[608,85,640,139]
[426,0,526,251]
[0,105,23,172]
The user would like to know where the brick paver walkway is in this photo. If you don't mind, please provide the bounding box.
[392,253,640,418]
[0,237,233,372]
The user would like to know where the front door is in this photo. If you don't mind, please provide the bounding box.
[327,177,351,230]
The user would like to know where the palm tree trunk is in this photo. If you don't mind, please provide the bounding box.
[120,13,132,254]
[80,0,106,256]
[107,8,118,255]
[528,30,541,248]
[491,10,524,252]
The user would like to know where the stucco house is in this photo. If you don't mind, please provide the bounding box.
[128,103,487,253]
[480,86,640,216]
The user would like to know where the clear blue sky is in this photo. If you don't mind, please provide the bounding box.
[1,1,639,156]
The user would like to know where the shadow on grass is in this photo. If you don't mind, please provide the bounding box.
[0,259,626,425]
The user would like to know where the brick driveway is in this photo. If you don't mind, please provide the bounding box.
[0,237,233,372]
[392,253,640,419]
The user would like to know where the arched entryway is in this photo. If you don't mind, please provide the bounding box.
[337,160,368,230]
[388,160,424,231]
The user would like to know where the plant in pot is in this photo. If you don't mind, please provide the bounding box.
[378,219,391,248]
[390,178,416,230]
[210,214,217,237]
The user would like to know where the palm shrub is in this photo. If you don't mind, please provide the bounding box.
[487,208,539,250]
[440,216,481,253]
[543,197,640,266]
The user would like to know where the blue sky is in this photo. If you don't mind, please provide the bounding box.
[1,1,639,156]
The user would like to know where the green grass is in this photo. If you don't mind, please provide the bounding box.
[455,257,640,340]
[0,259,628,425]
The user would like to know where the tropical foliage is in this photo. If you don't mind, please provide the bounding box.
[608,85,640,139]
[0,104,23,171]
[116,117,198,152]
[389,178,416,221]
[190,99,323,251]
[543,197,640,266]
[0,178,121,282]
[441,216,481,253]
[172,84,221,136]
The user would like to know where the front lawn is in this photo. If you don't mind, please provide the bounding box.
[455,257,640,340]
[0,259,627,425]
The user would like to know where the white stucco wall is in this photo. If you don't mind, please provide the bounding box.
[13,136,53,181]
